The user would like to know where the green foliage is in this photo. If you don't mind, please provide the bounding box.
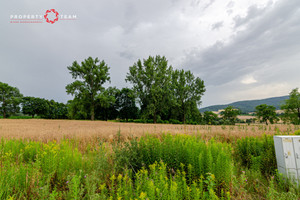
[0,82,23,118]
[114,134,233,193]
[22,96,49,118]
[115,88,139,121]
[203,111,219,125]
[200,96,289,113]
[95,87,119,120]
[221,106,240,125]
[255,104,278,125]
[171,69,205,123]
[126,55,173,123]
[21,97,67,119]
[42,100,68,119]
[66,57,110,120]
[0,134,298,199]
[126,55,206,124]
[233,135,277,177]
[294,129,300,135]
[281,88,300,124]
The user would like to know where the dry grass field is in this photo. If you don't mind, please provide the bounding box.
[0,119,299,143]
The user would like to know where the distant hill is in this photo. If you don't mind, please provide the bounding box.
[200,96,289,113]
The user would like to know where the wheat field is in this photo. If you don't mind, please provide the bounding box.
[0,119,299,143]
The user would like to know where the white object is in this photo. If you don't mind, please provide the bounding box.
[273,136,300,183]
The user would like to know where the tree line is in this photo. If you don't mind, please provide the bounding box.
[1,56,300,125]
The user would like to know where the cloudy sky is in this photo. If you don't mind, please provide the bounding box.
[1,0,299,107]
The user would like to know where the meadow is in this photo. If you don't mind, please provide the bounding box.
[1,119,300,199]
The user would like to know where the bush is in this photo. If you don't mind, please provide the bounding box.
[168,119,181,124]
[113,134,233,193]
[233,135,277,177]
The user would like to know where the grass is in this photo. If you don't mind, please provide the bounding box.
[1,119,300,199]
[0,119,299,143]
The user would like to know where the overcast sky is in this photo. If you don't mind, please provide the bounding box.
[1,0,299,107]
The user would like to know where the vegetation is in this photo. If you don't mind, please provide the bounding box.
[0,56,299,127]
[171,69,205,124]
[66,57,110,121]
[281,88,300,124]
[115,88,139,121]
[1,131,299,199]
[203,111,218,125]
[200,96,289,113]
[22,97,49,118]
[220,106,240,125]
[255,104,278,125]
[126,55,174,123]
[0,82,23,118]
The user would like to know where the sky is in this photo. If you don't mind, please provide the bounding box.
[1,0,299,108]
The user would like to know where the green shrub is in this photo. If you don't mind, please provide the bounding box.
[233,135,276,177]
[294,129,300,135]
[114,134,233,193]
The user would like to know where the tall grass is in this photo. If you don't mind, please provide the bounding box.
[114,134,233,194]
[0,132,299,199]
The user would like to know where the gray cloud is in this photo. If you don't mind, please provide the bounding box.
[233,4,269,28]
[211,21,223,30]
[183,0,300,106]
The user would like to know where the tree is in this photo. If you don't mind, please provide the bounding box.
[220,106,240,125]
[281,88,300,124]
[126,55,173,123]
[67,98,89,120]
[22,97,49,118]
[115,88,139,121]
[255,104,278,125]
[95,87,119,120]
[203,111,218,125]
[66,57,110,120]
[0,82,23,118]
[172,69,205,123]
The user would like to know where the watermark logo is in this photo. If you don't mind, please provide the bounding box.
[10,9,77,24]
[44,9,59,24]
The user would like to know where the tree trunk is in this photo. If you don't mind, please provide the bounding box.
[153,111,157,124]
[91,105,95,121]
[2,96,5,119]
[91,93,95,121]
[298,107,300,121]
[182,103,186,124]
[32,114,34,118]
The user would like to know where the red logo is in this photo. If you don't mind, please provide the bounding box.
[44,9,59,24]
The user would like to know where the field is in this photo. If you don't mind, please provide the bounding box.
[1,119,300,199]
[0,119,298,142]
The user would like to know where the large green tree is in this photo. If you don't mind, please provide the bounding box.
[0,82,23,118]
[172,69,205,123]
[115,88,139,121]
[255,104,278,125]
[203,111,218,125]
[43,100,68,119]
[66,57,110,120]
[95,87,118,120]
[126,55,173,123]
[281,88,300,124]
[22,97,49,118]
[220,106,240,125]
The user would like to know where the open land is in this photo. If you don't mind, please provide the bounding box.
[1,119,300,199]
[0,119,298,143]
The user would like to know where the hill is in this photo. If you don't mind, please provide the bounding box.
[200,95,289,113]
